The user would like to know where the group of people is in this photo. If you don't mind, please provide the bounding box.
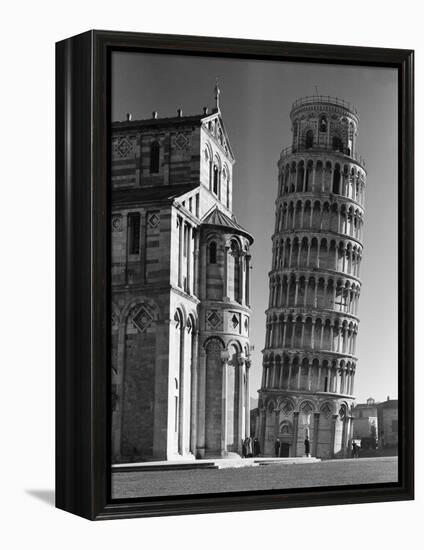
[241,437,261,458]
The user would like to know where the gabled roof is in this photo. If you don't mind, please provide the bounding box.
[201,111,235,161]
[201,205,253,243]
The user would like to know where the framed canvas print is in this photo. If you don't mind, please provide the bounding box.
[56,30,414,520]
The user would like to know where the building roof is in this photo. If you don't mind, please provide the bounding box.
[201,206,253,243]
[377,399,398,410]
[112,183,198,207]
[112,106,235,161]
[112,113,206,130]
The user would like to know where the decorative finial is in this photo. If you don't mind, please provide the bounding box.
[214,79,221,112]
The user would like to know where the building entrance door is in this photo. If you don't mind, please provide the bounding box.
[280,443,290,457]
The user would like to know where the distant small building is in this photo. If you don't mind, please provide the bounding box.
[352,396,398,451]
[352,398,378,449]
[377,397,398,448]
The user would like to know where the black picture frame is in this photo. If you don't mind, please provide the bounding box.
[56,30,414,520]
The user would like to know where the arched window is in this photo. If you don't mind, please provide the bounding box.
[209,241,217,264]
[150,141,160,173]
[319,115,328,132]
[332,136,343,152]
[332,164,341,194]
[305,130,314,149]
[213,165,219,195]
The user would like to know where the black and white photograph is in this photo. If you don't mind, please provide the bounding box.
[110,51,400,499]
[2,0,421,543]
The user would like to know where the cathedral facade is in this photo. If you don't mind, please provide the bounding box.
[111,89,253,463]
[257,96,366,458]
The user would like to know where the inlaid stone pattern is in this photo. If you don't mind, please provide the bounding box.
[206,309,223,331]
[173,132,191,151]
[147,212,160,229]
[113,136,135,159]
[112,215,123,232]
[228,312,241,332]
[132,304,154,333]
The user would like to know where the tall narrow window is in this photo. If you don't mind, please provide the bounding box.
[319,115,327,132]
[150,141,160,173]
[332,165,341,194]
[195,193,199,217]
[183,223,188,257]
[305,130,314,149]
[128,212,141,255]
[213,165,219,195]
[332,136,343,152]
[209,241,217,264]
[174,379,179,433]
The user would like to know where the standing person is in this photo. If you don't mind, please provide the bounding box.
[242,438,247,458]
[274,438,281,457]
[253,437,261,457]
[352,441,357,458]
[355,442,360,459]
[304,435,311,457]
[246,436,253,458]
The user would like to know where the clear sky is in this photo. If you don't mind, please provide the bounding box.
[112,52,398,404]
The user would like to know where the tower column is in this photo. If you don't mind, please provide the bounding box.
[292,412,299,457]
[186,223,192,294]
[245,254,251,306]
[223,245,229,299]
[193,229,200,296]
[220,356,229,456]
[201,241,207,300]
[190,329,199,454]
[313,413,320,456]
[279,360,284,388]
[240,254,246,305]
[238,358,245,450]
[178,216,184,288]
[245,361,251,437]
[287,361,292,390]
[196,348,206,457]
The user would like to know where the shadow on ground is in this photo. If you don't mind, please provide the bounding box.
[26,489,55,507]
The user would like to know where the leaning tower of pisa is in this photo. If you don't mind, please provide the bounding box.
[257,95,366,459]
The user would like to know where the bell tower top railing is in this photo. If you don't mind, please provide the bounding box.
[290,95,359,119]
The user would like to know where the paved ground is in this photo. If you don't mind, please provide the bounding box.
[112,456,398,499]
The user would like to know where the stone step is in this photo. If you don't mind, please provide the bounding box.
[112,461,218,473]
[112,456,321,473]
